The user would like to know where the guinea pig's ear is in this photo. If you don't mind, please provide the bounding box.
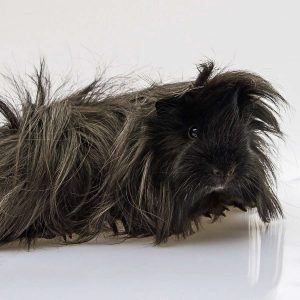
[155,60,215,116]
[155,95,184,116]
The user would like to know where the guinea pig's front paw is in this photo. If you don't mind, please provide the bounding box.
[204,203,230,221]
[202,192,231,220]
[231,201,248,212]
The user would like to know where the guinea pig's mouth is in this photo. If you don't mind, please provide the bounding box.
[202,184,226,197]
[212,184,226,191]
[206,175,234,194]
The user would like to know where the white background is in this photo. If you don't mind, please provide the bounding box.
[0,1,299,299]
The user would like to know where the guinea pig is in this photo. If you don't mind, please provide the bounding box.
[0,61,286,246]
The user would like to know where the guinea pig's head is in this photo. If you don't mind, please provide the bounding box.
[153,62,285,226]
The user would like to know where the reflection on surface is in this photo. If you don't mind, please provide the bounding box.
[177,210,285,300]
[247,212,284,299]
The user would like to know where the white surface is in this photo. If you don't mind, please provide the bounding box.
[0,1,299,299]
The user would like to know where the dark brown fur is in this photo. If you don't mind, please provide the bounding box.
[0,61,286,246]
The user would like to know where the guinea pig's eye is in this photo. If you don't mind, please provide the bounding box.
[188,126,198,139]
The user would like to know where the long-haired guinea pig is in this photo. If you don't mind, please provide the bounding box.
[0,61,286,246]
